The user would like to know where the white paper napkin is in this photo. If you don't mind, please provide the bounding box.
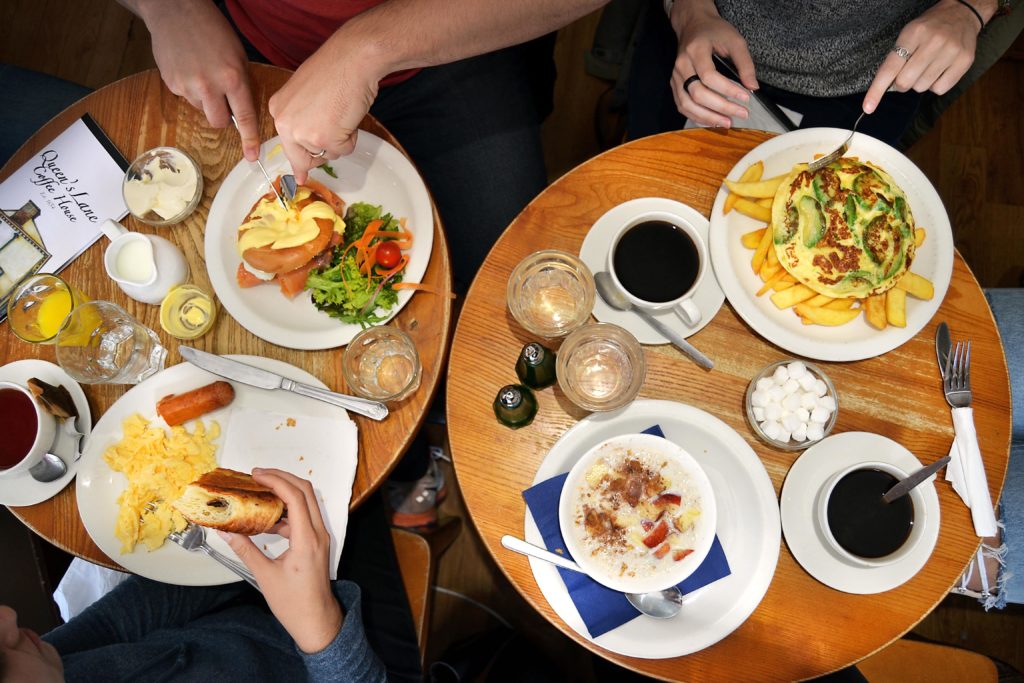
[53,558,129,621]
[944,406,998,537]
[218,407,359,579]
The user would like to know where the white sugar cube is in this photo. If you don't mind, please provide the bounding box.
[764,404,783,421]
[792,423,808,442]
[787,361,807,379]
[796,407,810,423]
[798,373,817,391]
[810,407,830,423]
[751,389,769,407]
[800,391,819,410]
[773,366,790,384]
[781,393,802,411]
[814,379,828,397]
[782,413,802,432]
[752,406,765,422]
[806,423,825,442]
[783,378,800,394]
[777,428,792,442]
[761,420,782,440]
[768,386,785,402]
[756,377,774,391]
[817,395,837,412]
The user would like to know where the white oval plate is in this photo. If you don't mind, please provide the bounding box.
[525,399,780,659]
[708,128,953,361]
[75,356,357,585]
[205,132,434,350]
[780,431,940,594]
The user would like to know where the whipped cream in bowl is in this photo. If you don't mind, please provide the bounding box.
[558,432,717,594]
[123,147,203,226]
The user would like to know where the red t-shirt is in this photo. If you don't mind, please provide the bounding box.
[224,0,417,84]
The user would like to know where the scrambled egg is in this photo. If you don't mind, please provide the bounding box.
[104,414,219,553]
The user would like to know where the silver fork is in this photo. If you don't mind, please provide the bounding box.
[942,340,971,408]
[168,523,261,591]
[808,111,866,172]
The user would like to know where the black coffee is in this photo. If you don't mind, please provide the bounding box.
[612,221,699,303]
[826,468,914,559]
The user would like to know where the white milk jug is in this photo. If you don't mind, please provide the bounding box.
[100,219,189,304]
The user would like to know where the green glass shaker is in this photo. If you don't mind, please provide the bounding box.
[493,384,538,429]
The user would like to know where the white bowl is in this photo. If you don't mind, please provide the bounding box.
[558,433,717,594]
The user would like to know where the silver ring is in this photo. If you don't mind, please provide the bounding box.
[309,148,327,159]
[893,46,911,60]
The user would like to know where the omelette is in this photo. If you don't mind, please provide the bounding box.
[771,157,915,298]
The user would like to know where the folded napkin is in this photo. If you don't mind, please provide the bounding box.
[944,407,998,537]
[522,425,731,638]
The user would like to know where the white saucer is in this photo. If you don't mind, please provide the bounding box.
[780,432,940,594]
[579,198,726,344]
[524,399,780,658]
[0,360,92,506]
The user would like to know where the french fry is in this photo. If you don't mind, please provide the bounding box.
[804,293,834,307]
[773,279,797,292]
[863,294,887,330]
[724,161,764,214]
[824,298,856,310]
[741,227,767,249]
[896,271,935,300]
[734,197,772,223]
[914,227,926,247]
[771,284,817,309]
[795,303,861,326]
[756,267,791,296]
[751,223,773,274]
[766,242,779,269]
[886,287,907,327]
[723,173,788,198]
[757,197,774,208]
[760,260,782,282]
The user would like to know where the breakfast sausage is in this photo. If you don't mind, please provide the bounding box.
[157,381,235,426]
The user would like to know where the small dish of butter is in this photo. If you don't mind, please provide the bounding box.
[160,284,216,339]
[123,147,203,226]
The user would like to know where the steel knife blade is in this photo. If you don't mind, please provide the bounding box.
[180,347,284,390]
[935,322,952,378]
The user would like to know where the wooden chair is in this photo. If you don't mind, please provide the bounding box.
[391,517,462,666]
[858,638,998,682]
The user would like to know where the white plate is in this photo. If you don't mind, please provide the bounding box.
[76,356,358,586]
[580,198,726,344]
[0,360,91,506]
[205,132,434,350]
[708,128,954,361]
[780,431,940,594]
[525,399,780,658]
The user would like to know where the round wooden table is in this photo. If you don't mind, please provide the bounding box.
[1,65,452,570]
[447,129,1011,681]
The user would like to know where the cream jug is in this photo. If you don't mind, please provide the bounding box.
[100,219,189,304]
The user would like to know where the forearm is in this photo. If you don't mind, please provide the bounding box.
[668,0,720,35]
[117,0,210,24]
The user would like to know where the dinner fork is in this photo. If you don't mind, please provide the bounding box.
[808,111,866,172]
[168,523,261,591]
[942,340,971,409]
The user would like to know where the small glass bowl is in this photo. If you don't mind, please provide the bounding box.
[342,326,422,402]
[123,146,203,226]
[556,322,645,412]
[745,359,838,451]
[506,249,595,339]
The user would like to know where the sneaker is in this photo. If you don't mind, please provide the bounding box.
[385,454,448,529]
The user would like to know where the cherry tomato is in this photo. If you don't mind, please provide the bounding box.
[375,240,402,270]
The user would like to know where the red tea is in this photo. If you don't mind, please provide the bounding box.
[0,388,38,469]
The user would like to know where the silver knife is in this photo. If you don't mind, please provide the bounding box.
[179,347,389,421]
[230,115,288,211]
[882,455,951,503]
[935,322,951,379]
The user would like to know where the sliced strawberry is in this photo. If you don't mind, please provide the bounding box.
[236,262,269,288]
[654,493,681,507]
[673,548,694,562]
[653,543,671,559]
[642,519,669,548]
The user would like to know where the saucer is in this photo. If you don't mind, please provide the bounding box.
[579,198,726,344]
[780,432,940,594]
[0,360,91,506]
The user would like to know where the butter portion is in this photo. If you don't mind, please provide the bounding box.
[124,152,199,220]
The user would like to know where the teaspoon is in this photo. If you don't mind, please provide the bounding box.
[29,452,67,483]
[882,455,951,503]
[500,535,683,619]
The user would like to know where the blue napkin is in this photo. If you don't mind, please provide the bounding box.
[522,425,731,638]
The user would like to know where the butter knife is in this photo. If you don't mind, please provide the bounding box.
[179,347,389,421]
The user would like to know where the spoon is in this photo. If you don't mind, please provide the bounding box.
[29,452,67,483]
[500,535,683,619]
[882,455,952,503]
[594,271,713,370]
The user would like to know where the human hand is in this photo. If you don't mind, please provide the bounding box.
[219,468,343,654]
[863,0,982,114]
[668,0,758,128]
[268,29,385,184]
[135,0,260,160]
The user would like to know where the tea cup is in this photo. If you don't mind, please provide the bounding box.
[0,381,57,479]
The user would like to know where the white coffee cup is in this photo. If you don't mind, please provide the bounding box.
[607,211,708,327]
[0,381,57,479]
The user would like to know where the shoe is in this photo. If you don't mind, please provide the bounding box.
[385,452,448,530]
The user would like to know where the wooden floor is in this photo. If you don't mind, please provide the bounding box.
[2,2,1023,680]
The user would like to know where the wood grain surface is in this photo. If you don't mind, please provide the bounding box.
[446,128,1012,681]
[1,65,452,570]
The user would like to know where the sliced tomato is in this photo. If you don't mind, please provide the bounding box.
[654,493,681,507]
[236,262,269,288]
[672,548,694,562]
[653,543,671,559]
[642,519,669,548]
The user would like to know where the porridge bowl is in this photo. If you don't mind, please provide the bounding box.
[558,433,717,594]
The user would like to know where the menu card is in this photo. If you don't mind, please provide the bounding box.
[0,114,129,322]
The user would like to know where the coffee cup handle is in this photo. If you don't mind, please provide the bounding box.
[674,299,702,327]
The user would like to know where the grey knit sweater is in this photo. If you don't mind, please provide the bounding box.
[716,0,935,96]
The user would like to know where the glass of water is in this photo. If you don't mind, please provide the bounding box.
[342,326,421,402]
[506,250,595,339]
[556,322,645,411]
[55,301,167,384]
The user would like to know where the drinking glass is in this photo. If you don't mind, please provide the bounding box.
[556,322,645,411]
[55,301,167,384]
[342,326,421,401]
[506,250,595,339]
[6,273,89,344]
